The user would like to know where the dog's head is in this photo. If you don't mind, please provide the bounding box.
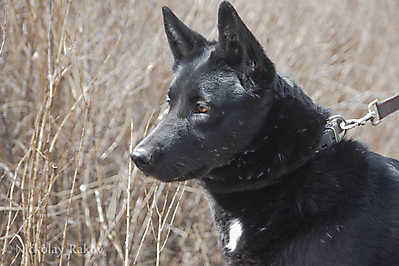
[131,1,277,182]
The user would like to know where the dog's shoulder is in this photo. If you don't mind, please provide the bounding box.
[316,139,399,224]
[347,141,399,183]
[366,150,399,178]
[313,139,399,194]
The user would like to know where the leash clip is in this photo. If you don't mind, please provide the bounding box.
[318,92,398,152]
[339,106,378,130]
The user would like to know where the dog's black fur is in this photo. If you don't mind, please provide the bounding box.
[131,2,399,265]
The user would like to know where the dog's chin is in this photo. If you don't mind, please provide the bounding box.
[141,165,211,183]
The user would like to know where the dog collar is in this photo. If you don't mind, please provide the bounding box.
[202,153,315,194]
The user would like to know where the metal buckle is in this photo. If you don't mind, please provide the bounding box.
[326,115,346,142]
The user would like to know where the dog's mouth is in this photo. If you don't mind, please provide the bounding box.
[139,164,210,183]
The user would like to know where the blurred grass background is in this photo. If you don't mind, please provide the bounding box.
[0,0,398,265]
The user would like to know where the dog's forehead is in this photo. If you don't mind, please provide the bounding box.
[171,68,240,100]
[169,48,244,98]
[170,47,215,85]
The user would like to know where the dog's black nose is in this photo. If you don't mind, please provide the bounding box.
[130,147,152,169]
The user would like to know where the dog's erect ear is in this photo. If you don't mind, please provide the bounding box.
[217,2,275,83]
[162,6,208,63]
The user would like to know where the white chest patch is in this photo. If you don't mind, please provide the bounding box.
[226,218,243,252]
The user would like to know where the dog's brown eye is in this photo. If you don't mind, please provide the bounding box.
[196,102,210,113]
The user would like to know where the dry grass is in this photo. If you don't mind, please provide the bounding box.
[0,0,398,265]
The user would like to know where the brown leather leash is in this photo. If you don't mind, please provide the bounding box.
[318,92,399,152]
[372,93,399,123]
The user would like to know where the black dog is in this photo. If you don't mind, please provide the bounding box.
[131,2,399,265]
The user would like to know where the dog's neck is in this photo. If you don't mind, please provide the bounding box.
[201,74,330,193]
